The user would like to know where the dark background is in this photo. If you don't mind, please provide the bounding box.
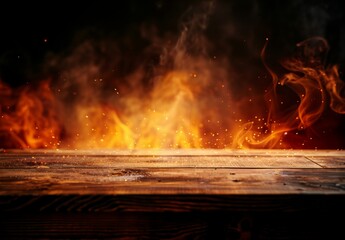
[0,0,344,86]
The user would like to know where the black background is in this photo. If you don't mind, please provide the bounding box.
[1,0,344,86]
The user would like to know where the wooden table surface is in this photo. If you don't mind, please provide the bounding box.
[1,149,345,195]
[1,149,345,239]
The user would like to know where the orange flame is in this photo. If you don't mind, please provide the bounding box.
[0,81,61,148]
[233,37,345,149]
[61,66,232,149]
[0,37,344,149]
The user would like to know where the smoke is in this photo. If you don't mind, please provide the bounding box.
[33,1,235,148]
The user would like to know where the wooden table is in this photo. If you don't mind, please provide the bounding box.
[1,149,345,239]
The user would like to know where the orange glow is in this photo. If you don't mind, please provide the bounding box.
[61,67,232,149]
[233,38,345,149]
[0,38,344,149]
[0,81,61,148]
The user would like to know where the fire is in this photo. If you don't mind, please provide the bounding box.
[65,70,206,149]
[0,81,61,148]
[62,64,232,149]
[233,37,345,149]
[132,71,203,149]
[69,105,135,149]
[0,36,344,149]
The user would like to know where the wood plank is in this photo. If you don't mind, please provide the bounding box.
[1,168,345,195]
[1,194,345,213]
[1,211,344,240]
[0,213,213,239]
[2,148,344,156]
[1,150,345,239]
[0,155,319,169]
[306,156,345,168]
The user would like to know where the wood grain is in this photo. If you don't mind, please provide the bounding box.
[0,155,319,169]
[1,194,345,213]
[306,156,345,168]
[2,148,344,156]
[1,211,343,240]
[1,168,345,195]
[1,149,345,239]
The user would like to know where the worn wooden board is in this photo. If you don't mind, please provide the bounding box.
[1,167,345,195]
[0,155,318,169]
[0,150,345,196]
[1,210,344,240]
[2,148,344,156]
[306,156,345,168]
[1,150,345,239]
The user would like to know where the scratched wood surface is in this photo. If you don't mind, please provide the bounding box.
[1,149,345,195]
[1,149,345,239]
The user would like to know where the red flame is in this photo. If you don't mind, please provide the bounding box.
[0,81,61,148]
[233,37,345,149]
